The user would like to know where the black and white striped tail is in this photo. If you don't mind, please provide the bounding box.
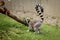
[35,4,44,22]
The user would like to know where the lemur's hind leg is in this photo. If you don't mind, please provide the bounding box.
[33,22,41,33]
[27,24,34,32]
[34,27,40,33]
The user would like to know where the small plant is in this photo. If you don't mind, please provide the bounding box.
[51,16,56,19]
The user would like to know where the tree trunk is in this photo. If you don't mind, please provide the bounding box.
[0,8,28,26]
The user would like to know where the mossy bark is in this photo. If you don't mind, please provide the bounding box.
[0,7,28,26]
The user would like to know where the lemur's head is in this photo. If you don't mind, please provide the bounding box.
[25,17,30,24]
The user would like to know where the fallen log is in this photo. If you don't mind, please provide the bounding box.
[0,1,28,26]
[0,8,28,26]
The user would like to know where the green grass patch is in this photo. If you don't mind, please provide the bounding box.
[0,13,60,40]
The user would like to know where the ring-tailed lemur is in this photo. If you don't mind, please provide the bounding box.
[25,4,44,33]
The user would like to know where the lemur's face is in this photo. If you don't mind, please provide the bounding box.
[26,18,30,24]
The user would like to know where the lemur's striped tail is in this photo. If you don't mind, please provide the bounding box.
[35,4,44,22]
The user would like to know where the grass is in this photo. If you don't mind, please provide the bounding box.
[0,13,60,40]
